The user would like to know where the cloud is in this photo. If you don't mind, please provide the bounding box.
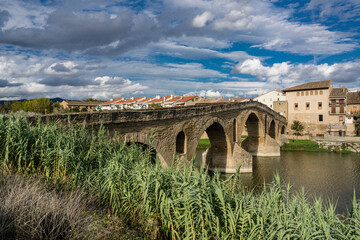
[39,76,91,86]
[233,58,360,87]
[0,10,10,28]
[306,0,360,22]
[0,79,22,87]
[192,11,214,27]
[0,0,356,57]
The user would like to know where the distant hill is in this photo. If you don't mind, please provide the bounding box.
[0,97,66,106]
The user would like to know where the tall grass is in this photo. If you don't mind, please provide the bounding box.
[1,115,360,239]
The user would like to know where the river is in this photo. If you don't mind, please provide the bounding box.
[197,150,360,214]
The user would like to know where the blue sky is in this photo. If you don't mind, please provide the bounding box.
[0,0,359,100]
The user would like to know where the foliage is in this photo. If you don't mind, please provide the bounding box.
[10,101,23,112]
[10,98,53,114]
[281,139,330,152]
[291,120,304,135]
[1,116,360,239]
[84,98,102,102]
[0,172,145,240]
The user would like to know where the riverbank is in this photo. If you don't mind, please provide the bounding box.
[281,139,356,153]
[2,116,360,239]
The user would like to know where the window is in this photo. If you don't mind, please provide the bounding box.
[320,90,323,95]
[306,102,310,110]
[318,102,322,110]
[340,107,344,113]
[331,107,336,114]
[339,116,343,122]
[319,115,323,122]
[306,91,309,96]
[331,99,336,105]
[294,103,298,110]
[315,90,318,95]
[339,99,345,105]
[310,91,313,95]
[301,92,304,96]
[297,92,299,96]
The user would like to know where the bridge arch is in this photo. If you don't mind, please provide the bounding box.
[281,125,286,134]
[240,111,266,156]
[122,133,167,167]
[194,117,232,170]
[269,120,276,139]
[176,130,186,154]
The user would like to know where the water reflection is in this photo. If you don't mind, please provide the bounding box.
[196,148,360,214]
[240,151,360,214]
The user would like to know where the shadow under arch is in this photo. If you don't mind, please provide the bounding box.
[123,133,168,167]
[269,120,276,139]
[176,131,186,154]
[241,112,260,155]
[281,125,286,134]
[194,118,231,170]
[126,142,157,164]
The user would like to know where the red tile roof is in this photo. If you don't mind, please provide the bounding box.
[283,80,332,92]
[176,96,198,103]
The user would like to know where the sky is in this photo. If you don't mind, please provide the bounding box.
[0,0,359,100]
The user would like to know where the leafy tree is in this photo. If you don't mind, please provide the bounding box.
[10,101,23,112]
[84,98,101,102]
[291,120,304,136]
[23,98,53,114]
[81,108,88,112]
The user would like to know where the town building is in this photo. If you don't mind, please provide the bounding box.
[347,90,360,114]
[196,97,247,105]
[60,100,101,111]
[283,80,342,136]
[253,90,286,109]
[100,95,200,110]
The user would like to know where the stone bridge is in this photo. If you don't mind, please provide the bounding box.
[30,101,287,173]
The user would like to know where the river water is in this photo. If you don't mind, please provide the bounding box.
[195,150,360,214]
[237,151,360,214]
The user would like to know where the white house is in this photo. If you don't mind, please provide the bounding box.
[254,90,286,109]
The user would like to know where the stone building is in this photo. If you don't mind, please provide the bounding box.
[283,80,340,136]
[347,90,360,114]
[328,87,348,136]
[273,101,288,119]
[254,90,286,109]
[60,100,101,111]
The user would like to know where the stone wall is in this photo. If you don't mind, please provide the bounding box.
[316,139,360,153]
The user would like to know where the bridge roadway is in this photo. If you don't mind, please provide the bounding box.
[29,101,287,173]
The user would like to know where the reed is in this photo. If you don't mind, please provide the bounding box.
[1,115,360,239]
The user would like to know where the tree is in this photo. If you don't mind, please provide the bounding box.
[23,98,52,114]
[84,98,101,102]
[291,120,304,136]
[10,101,23,112]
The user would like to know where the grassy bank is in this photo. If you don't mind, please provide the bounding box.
[281,139,330,152]
[281,139,353,153]
[197,135,248,149]
[1,116,360,239]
